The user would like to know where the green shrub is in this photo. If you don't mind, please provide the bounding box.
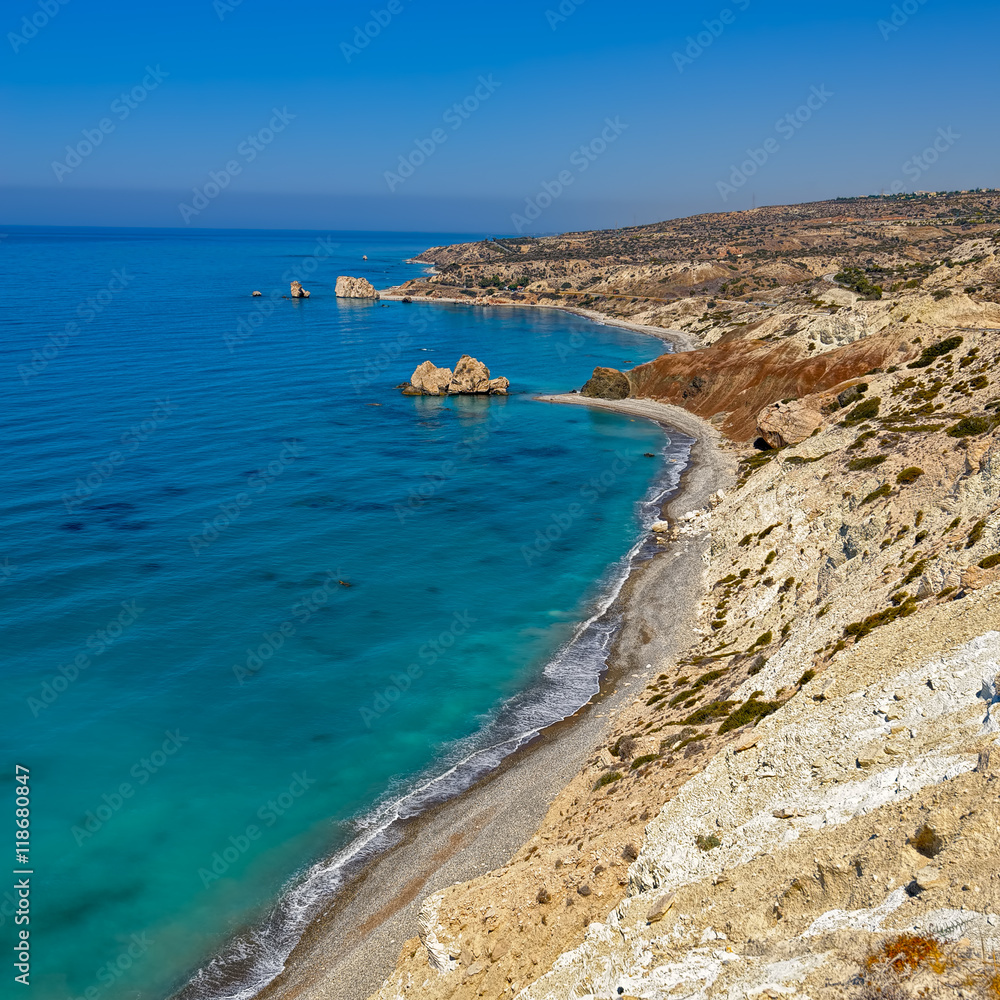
[902,559,928,586]
[966,519,985,548]
[907,336,963,369]
[751,630,773,648]
[718,692,783,734]
[844,599,917,640]
[834,267,882,299]
[861,484,892,505]
[896,466,924,485]
[594,771,622,790]
[979,553,1000,570]
[681,700,736,725]
[798,669,816,686]
[842,397,882,426]
[630,753,661,770]
[695,833,722,851]
[947,415,994,437]
[848,455,887,471]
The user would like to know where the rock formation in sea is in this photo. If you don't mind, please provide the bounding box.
[402,355,509,395]
[580,366,630,400]
[335,275,380,299]
[290,281,310,298]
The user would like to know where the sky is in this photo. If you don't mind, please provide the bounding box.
[1,0,997,232]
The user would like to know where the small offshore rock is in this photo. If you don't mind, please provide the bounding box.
[251,290,262,296]
[335,275,379,299]
[290,280,311,298]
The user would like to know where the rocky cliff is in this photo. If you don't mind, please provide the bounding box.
[367,201,1000,1000]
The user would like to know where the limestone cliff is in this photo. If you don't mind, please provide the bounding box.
[371,298,1000,999]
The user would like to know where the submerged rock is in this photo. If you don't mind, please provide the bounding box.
[290,281,311,298]
[402,355,509,395]
[581,366,630,400]
[335,275,380,299]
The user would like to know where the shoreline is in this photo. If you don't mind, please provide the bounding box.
[378,291,697,353]
[258,395,734,1000]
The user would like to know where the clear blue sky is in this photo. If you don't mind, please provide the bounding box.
[2,0,996,232]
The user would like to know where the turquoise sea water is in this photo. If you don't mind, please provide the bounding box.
[0,227,688,999]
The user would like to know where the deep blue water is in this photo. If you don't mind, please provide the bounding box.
[0,227,687,1000]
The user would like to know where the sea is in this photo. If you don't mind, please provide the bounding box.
[0,227,690,1000]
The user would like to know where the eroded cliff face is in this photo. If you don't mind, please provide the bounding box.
[371,321,1000,999]
[625,328,913,441]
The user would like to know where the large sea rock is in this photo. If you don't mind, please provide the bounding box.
[448,355,491,393]
[580,366,630,400]
[335,276,380,299]
[402,355,509,395]
[410,361,454,394]
[290,280,310,298]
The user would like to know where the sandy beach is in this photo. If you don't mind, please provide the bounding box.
[260,394,735,1000]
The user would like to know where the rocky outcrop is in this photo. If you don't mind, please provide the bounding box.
[290,281,310,298]
[756,398,824,447]
[409,361,454,395]
[402,355,509,395]
[335,275,379,299]
[580,366,630,400]
[449,355,491,393]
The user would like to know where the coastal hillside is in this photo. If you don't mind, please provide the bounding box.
[370,195,1000,1000]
